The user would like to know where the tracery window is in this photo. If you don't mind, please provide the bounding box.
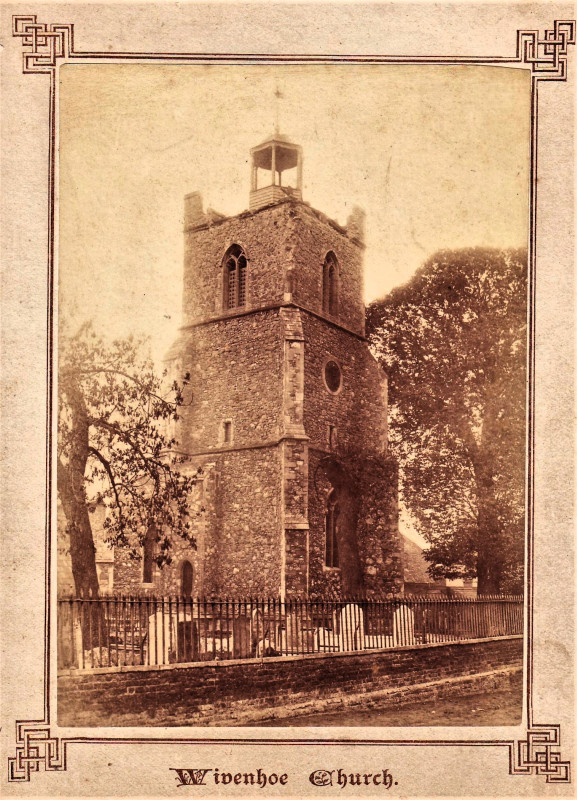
[322,251,339,316]
[223,244,247,310]
[325,490,340,569]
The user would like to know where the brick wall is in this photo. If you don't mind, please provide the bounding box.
[58,636,523,727]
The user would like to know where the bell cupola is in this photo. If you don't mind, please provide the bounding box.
[249,134,303,211]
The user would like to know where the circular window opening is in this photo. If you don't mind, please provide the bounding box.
[324,360,342,393]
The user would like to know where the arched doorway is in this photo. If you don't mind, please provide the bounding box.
[177,560,198,661]
[181,560,194,597]
[319,457,364,596]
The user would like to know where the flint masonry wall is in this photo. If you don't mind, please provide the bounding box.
[158,192,400,599]
[58,636,523,727]
[167,308,286,596]
[175,309,284,454]
[183,202,295,325]
[299,309,399,596]
[203,447,283,595]
[182,199,364,336]
[113,446,283,597]
[288,204,365,336]
[355,457,403,597]
[301,313,387,454]
[112,468,214,596]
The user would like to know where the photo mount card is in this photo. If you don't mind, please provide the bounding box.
[1,3,574,797]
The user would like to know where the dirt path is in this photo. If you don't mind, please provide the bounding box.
[259,686,523,727]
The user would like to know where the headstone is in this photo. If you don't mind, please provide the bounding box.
[283,609,314,654]
[232,616,251,659]
[393,604,415,646]
[147,610,172,665]
[339,603,365,651]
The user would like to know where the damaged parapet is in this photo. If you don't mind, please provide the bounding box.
[184,191,205,229]
[346,205,366,245]
[184,191,227,230]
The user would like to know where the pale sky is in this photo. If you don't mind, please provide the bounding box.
[59,63,530,363]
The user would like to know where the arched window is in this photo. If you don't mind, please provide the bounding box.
[181,560,194,597]
[325,490,340,568]
[322,252,339,316]
[223,244,247,310]
[142,524,157,584]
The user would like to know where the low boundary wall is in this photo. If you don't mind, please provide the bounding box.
[58,635,523,727]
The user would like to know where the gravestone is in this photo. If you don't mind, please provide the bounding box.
[339,603,365,651]
[147,610,173,665]
[393,604,415,646]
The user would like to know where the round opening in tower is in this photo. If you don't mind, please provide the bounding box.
[324,360,342,393]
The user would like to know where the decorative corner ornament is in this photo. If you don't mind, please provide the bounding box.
[12,15,73,74]
[511,725,571,783]
[7,721,66,782]
[517,20,576,80]
[11,15,577,80]
[7,11,576,788]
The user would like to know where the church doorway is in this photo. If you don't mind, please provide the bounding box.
[320,457,364,596]
[181,560,194,597]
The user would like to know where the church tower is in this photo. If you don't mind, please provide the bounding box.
[165,135,402,598]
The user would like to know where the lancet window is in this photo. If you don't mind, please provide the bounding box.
[322,251,339,315]
[223,244,247,310]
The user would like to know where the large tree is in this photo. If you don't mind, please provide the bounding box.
[366,247,527,594]
[58,323,198,597]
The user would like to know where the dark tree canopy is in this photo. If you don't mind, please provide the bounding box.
[58,324,198,597]
[367,247,527,594]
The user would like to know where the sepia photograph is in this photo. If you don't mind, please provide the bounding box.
[2,4,575,795]
[56,62,528,728]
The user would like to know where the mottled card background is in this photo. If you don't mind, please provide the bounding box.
[57,62,530,363]
[0,1,574,797]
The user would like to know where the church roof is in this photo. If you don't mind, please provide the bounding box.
[402,533,443,584]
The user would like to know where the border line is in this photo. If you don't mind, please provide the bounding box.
[6,14,575,786]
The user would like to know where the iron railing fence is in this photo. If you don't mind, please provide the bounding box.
[57,594,523,671]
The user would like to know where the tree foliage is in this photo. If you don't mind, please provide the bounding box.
[58,323,198,597]
[366,247,527,594]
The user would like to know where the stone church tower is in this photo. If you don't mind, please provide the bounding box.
[156,134,403,598]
